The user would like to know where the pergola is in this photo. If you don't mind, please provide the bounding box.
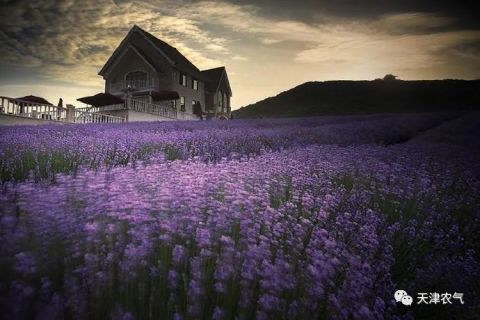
[15,95,53,106]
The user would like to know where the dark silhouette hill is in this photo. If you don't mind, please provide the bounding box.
[232,79,480,118]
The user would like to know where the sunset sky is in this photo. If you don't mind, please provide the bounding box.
[0,0,479,109]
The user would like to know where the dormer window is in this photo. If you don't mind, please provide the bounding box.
[126,71,147,89]
[180,73,187,86]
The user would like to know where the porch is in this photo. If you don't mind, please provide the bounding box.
[77,93,200,122]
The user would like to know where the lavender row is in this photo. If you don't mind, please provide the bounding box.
[1,139,479,319]
[0,112,456,182]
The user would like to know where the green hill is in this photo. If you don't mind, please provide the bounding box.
[232,79,480,118]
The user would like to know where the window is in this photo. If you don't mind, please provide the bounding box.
[171,99,177,109]
[126,71,148,89]
[180,96,185,112]
[192,79,198,90]
[223,92,228,112]
[179,73,187,86]
[217,91,222,110]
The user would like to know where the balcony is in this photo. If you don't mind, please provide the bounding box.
[108,78,159,94]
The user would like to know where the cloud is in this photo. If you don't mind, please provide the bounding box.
[190,7,479,79]
[376,12,453,32]
[232,55,247,61]
[0,0,479,108]
[206,43,230,54]
[291,15,480,75]
[177,1,261,33]
[0,0,232,86]
[261,38,282,45]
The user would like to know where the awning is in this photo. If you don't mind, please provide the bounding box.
[14,95,53,106]
[77,93,124,107]
[131,90,180,101]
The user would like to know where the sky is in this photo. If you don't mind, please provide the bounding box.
[0,0,479,109]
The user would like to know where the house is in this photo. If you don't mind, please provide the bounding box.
[78,25,232,121]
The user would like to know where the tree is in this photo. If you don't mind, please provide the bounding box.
[383,74,399,81]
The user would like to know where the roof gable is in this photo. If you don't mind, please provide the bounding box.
[201,67,232,96]
[136,27,203,79]
[99,25,203,79]
[99,26,172,77]
[106,44,160,77]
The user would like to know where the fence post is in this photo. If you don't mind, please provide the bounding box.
[66,104,76,123]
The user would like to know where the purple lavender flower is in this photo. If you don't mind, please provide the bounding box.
[172,245,185,265]
[14,252,37,275]
[0,113,479,320]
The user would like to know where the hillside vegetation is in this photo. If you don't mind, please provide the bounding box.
[233,79,480,118]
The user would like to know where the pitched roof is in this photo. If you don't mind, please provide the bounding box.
[77,93,124,107]
[14,95,53,106]
[134,26,204,79]
[99,25,231,91]
[102,26,204,78]
[201,67,231,96]
[202,67,224,85]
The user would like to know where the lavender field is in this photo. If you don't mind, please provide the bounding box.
[1,112,479,320]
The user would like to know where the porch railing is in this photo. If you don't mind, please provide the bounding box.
[108,78,159,94]
[0,96,66,121]
[129,99,178,119]
[74,109,125,124]
[0,96,125,124]
[76,103,125,114]
[77,99,199,121]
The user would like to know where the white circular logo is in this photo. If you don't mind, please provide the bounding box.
[394,290,413,306]
[394,290,407,302]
